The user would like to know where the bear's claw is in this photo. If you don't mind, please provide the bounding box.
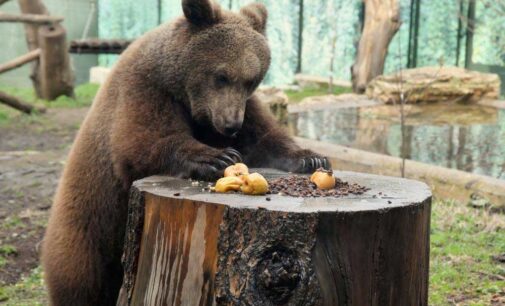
[298,156,330,173]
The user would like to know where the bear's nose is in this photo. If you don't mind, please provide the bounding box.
[223,122,242,137]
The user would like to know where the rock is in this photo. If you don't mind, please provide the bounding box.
[256,87,289,124]
[366,66,501,104]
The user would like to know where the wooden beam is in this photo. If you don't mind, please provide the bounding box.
[0,12,63,24]
[0,48,40,74]
[0,91,45,114]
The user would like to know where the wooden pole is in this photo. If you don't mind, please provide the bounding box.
[0,12,63,24]
[38,25,74,100]
[117,169,431,306]
[0,49,40,74]
[351,0,401,93]
[18,0,48,97]
[0,90,45,114]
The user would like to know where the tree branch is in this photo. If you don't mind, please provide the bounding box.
[0,48,40,74]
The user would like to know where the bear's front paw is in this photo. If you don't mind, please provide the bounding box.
[188,147,242,180]
[289,150,331,173]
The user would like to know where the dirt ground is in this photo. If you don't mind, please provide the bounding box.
[0,107,88,285]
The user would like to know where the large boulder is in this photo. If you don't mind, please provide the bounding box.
[366,66,501,104]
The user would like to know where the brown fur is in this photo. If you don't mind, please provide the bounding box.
[42,1,330,305]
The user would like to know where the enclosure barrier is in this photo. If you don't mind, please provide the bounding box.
[0,0,73,111]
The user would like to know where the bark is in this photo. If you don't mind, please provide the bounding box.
[351,0,401,93]
[0,90,44,114]
[117,169,432,306]
[0,49,40,74]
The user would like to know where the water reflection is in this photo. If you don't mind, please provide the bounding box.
[289,104,505,180]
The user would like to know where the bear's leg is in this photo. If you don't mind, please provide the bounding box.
[43,223,123,306]
[239,96,331,172]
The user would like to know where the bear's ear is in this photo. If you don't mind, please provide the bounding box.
[240,3,268,35]
[182,0,222,27]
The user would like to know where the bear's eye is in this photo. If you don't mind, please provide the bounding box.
[215,74,230,87]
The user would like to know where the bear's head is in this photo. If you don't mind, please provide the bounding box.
[179,0,271,137]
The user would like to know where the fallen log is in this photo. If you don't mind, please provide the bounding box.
[117,169,431,305]
[0,48,40,74]
[0,12,63,24]
[0,90,45,114]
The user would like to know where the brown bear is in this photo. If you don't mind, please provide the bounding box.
[41,0,330,305]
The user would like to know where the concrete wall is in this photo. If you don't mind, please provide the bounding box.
[0,0,98,87]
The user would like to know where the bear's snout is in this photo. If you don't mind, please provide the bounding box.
[223,121,242,137]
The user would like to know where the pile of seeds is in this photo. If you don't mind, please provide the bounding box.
[268,175,369,198]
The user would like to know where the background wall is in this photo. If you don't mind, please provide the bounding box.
[0,0,503,91]
[0,0,98,87]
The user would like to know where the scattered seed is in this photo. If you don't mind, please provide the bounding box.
[268,175,369,198]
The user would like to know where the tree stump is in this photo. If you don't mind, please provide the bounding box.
[117,169,431,306]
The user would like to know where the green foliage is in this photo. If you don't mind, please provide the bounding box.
[0,245,17,256]
[285,85,352,103]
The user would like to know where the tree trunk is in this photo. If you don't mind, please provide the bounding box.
[17,0,48,97]
[38,25,74,100]
[117,169,431,306]
[17,0,73,100]
[351,0,401,93]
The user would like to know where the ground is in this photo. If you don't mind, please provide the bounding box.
[0,85,504,305]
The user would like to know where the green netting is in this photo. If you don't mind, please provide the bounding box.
[97,0,505,87]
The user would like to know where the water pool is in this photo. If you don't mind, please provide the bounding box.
[289,103,505,180]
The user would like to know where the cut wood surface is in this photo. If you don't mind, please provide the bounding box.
[351,0,401,93]
[0,48,40,74]
[117,169,431,306]
[0,90,44,114]
[0,12,63,24]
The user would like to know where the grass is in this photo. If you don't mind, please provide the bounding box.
[0,83,99,125]
[285,85,352,103]
[429,200,505,305]
[0,267,46,305]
